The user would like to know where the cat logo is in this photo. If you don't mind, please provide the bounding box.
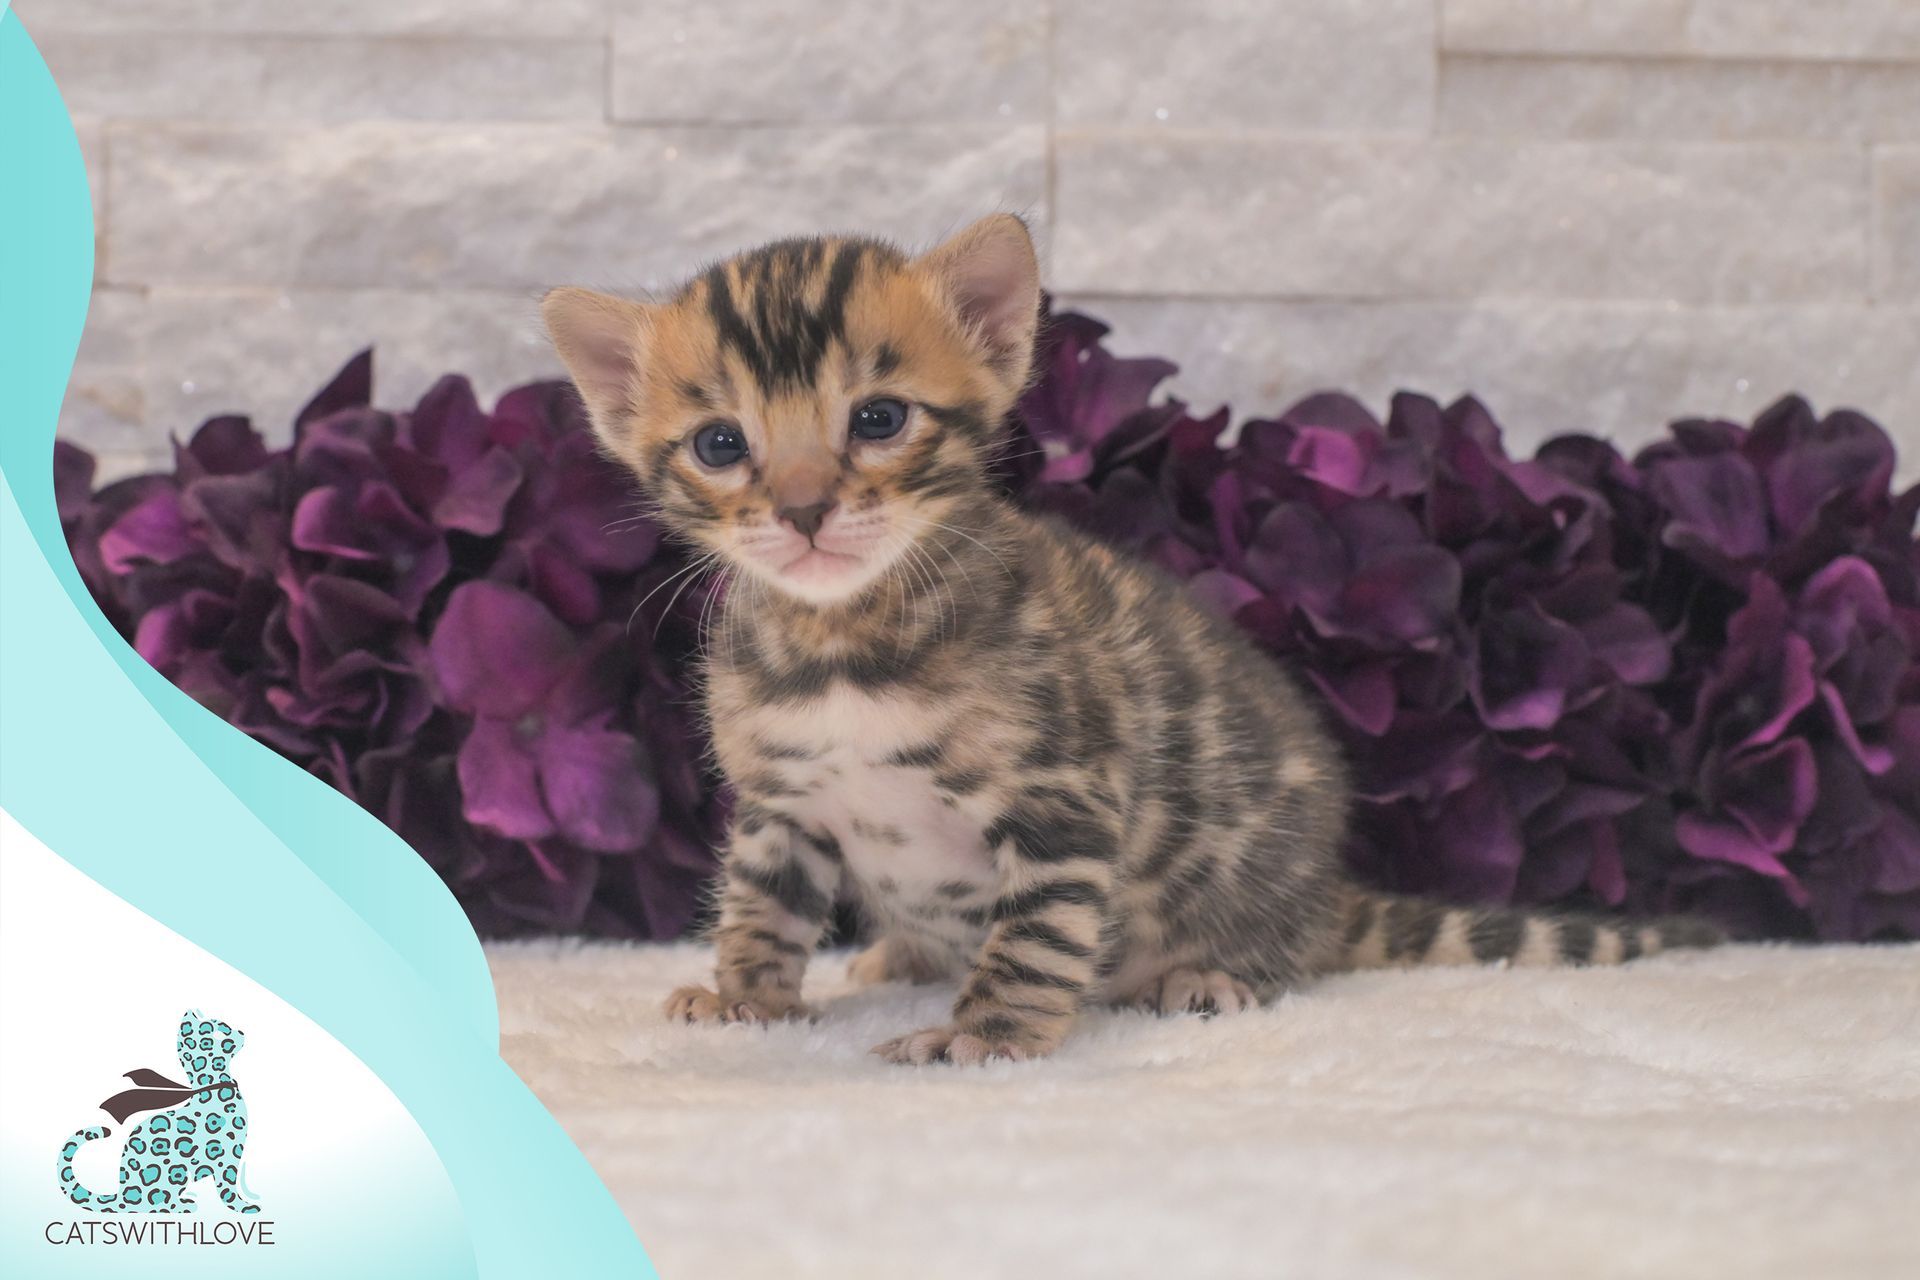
[53,1009,263,1216]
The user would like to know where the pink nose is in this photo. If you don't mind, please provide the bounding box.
[779,501,836,539]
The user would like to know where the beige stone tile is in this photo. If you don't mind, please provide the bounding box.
[58,288,149,459]
[612,0,1046,123]
[38,33,607,123]
[1443,0,1920,60]
[1440,55,1920,142]
[1055,0,1433,133]
[1688,0,1920,61]
[10,0,607,38]
[1872,146,1920,300]
[108,123,1047,292]
[55,284,578,474]
[1053,133,1868,303]
[1441,0,1689,56]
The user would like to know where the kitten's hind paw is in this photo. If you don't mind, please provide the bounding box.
[663,985,811,1026]
[1137,968,1257,1017]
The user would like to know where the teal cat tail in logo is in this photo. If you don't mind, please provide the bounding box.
[55,1127,121,1210]
[54,1010,262,1214]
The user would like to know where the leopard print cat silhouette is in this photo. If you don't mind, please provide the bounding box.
[55,1010,260,1213]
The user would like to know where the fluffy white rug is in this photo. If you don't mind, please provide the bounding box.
[487,941,1919,1280]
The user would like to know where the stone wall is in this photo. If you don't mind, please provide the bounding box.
[23,1,1918,479]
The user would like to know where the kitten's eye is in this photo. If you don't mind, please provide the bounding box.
[692,421,748,467]
[850,397,909,441]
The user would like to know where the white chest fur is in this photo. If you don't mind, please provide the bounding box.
[738,687,998,913]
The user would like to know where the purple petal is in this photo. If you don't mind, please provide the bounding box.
[1650,452,1771,565]
[1818,682,1895,774]
[1185,569,1262,622]
[1579,603,1672,685]
[408,374,489,470]
[1428,775,1525,902]
[1707,737,1820,856]
[536,723,660,852]
[1469,605,1591,732]
[1286,426,1374,496]
[1676,812,1809,905]
[295,349,374,432]
[429,581,575,718]
[1307,662,1397,736]
[100,490,199,572]
[432,446,524,536]
[53,441,96,524]
[456,717,555,841]
[1767,408,1895,537]
[1867,805,1920,895]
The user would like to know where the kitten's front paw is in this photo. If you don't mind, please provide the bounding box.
[870,1022,1054,1066]
[663,985,810,1026]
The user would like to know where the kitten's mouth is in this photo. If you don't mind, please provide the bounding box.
[777,545,864,583]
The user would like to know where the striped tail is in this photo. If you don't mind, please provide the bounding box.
[1335,891,1726,972]
[55,1126,116,1210]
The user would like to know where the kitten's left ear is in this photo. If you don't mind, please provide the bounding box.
[917,213,1041,388]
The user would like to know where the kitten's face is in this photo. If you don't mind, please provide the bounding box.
[543,216,1040,606]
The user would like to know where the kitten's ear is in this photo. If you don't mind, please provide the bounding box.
[541,287,651,444]
[917,213,1041,386]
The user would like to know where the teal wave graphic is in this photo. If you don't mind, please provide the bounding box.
[0,14,656,1277]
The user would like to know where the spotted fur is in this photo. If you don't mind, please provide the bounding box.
[543,215,1723,1065]
[55,1011,260,1212]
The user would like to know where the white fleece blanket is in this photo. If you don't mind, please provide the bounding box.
[486,941,1920,1280]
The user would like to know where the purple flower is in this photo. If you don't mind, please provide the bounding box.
[430,581,658,853]
[53,327,1917,944]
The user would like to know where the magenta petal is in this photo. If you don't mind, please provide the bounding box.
[1868,806,1920,895]
[54,441,95,523]
[429,581,575,718]
[1742,633,1819,750]
[1587,822,1627,905]
[1429,775,1524,902]
[433,446,524,536]
[1469,605,1590,732]
[1676,813,1810,906]
[1796,556,1892,665]
[1287,426,1374,496]
[456,718,554,841]
[536,724,659,852]
[1717,737,1819,853]
[100,490,198,571]
[1308,663,1397,736]
[1818,682,1895,775]
[290,486,376,560]
[296,349,374,431]
[1185,569,1262,621]
[1650,452,1771,564]
[1580,603,1672,685]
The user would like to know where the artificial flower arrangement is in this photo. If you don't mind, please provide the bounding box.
[57,307,1919,942]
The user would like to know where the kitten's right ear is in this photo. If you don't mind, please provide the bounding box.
[541,287,651,444]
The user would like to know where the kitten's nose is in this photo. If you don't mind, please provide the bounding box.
[779,500,837,539]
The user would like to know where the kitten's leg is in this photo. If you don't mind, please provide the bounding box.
[874,792,1116,1065]
[665,809,841,1025]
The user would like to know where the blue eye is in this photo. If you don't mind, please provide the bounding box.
[692,421,748,467]
[850,397,909,441]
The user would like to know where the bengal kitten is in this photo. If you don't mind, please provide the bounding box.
[542,215,1721,1066]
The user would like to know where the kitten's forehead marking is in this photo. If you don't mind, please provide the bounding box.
[698,237,903,396]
